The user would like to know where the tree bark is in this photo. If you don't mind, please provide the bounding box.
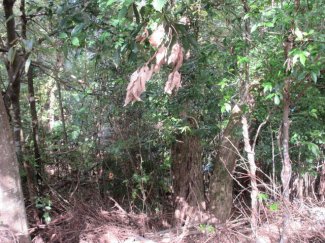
[209,104,242,222]
[280,88,292,243]
[242,114,259,232]
[171,133,206,227]
[319,162,325,201]
[0,91,31,243]
[28,67,43,185]
[27,67,43,222]
[56,80,68,144]
[3,0,23,153]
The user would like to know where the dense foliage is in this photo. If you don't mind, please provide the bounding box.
[0,0,324,242]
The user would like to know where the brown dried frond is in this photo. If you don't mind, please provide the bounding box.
[149,24,165,47]
[135,28,148,43]
[154,46,167,73]
[164,70,181,94]
[124,66,153,106]
[168,43,181,65]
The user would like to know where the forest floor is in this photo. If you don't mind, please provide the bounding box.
[1,194,325,243]
[27,195,325,243]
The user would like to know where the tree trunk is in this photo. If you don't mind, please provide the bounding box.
[27,66,43,222]
[47,80,56,130]
[28,67,43,185]
[298,173,304,203]
[56,80,68,144]
[3,0,23,153]
[242,114,259,232]
[280,89,292,243]
[319,162,325,201]
[0,91,31,243]
[209,104,242,222]
[171,133,206,227]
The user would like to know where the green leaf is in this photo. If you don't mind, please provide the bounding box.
[263,83,272,93]
[182,37,190,51]
[292,54,299,65]
[113,49,120,68]
[225,103,231,112]
[243,13,251,20]
[106,0,118,6]
[43,33,54,45]
[25,38,34,53]
[201,10,208,17]
[118,5,128,20]
[295,28,303,39]
[174,23,187,33]
[128,51,137,63]
[152,0,166,12]
[299,53,306,66]
[307,142,319,156]
[71,37,80,46]
[257,193,268,203]
[265,93,275,99]
[251,24,258,33]
[124,0,135,5]
[270,203,279,210]
[274,95,280,105]
[25,55,32,73]
[133,3,140,24]
[309,109,318,118]
[58,33,68,38]
[298,71,307,81]
[71,23,87,36]
[63,59,72,70]
[5,14,16,23]
[311,72,317,83]
[63,40,69,58]
[72,13,84,23]
[101,32,110,43]
[188,36,198,49]
[8,47,16,64]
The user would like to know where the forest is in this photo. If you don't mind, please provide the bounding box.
[0,0,325,242]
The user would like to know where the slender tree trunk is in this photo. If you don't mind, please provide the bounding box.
[56,80,68,144]
[210,104,242,222]
[241,0,259,233]
[0,92,31,243]
[298,173,304,203]
[47,80,56,130]
[171,133,206,227]
[319,162,325,201]
[27,67,43,223]
[280,89,292,243]
[28,67,43,184]
[242,114,259,232]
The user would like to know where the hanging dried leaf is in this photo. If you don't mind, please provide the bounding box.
[124,70,139,106]
[174,47,184,71]
[146,64,154,82]
[154,46,167,73]
[124,65,153,106]
[164,70,181,94]
[149,24,165,47]
[135,28,149,43]
[139,65,149,92]
[168,43,181,65]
